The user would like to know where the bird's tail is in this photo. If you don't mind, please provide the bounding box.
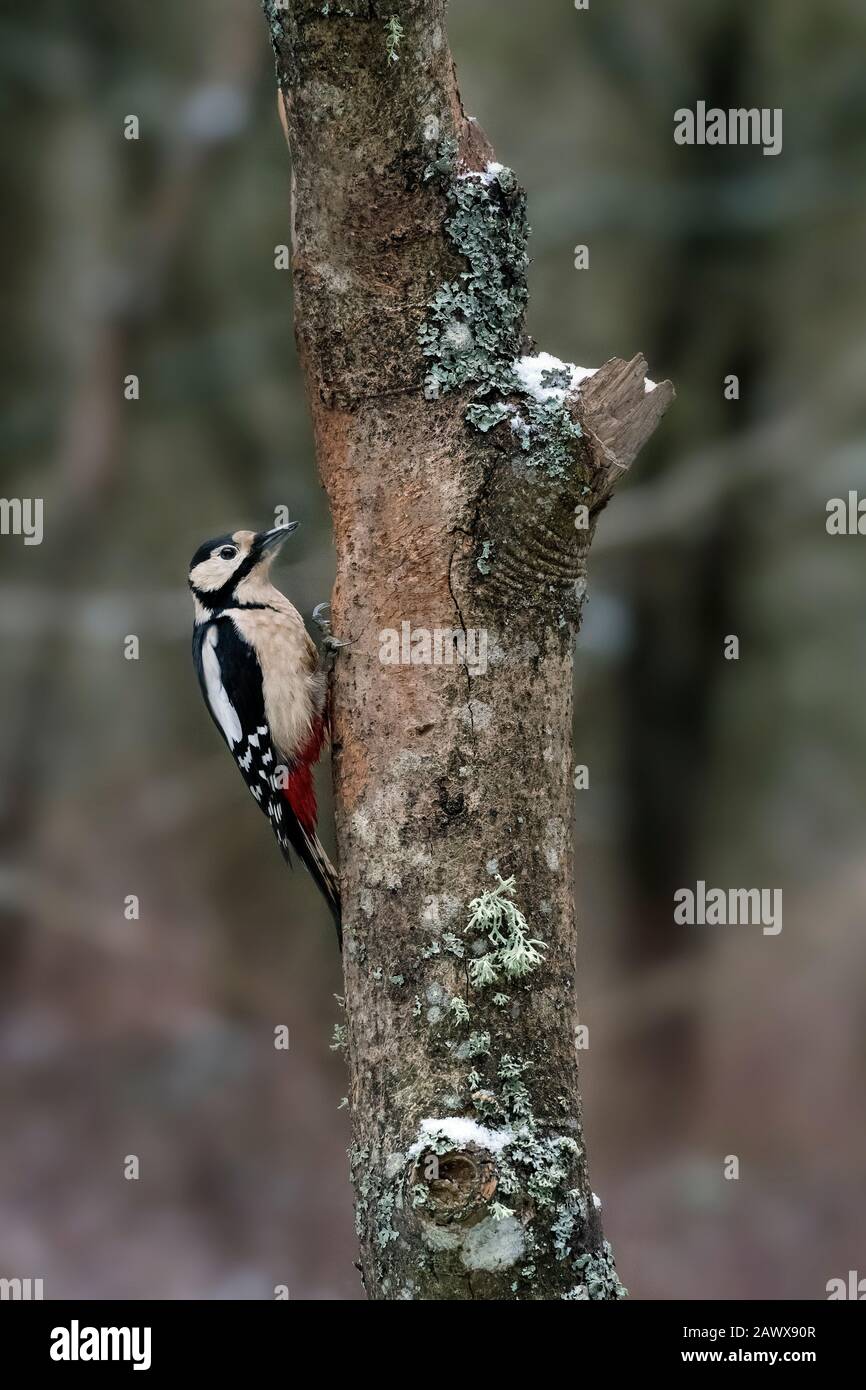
[294,826,342,948]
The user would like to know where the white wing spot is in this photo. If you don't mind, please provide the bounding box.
[202,626,243,746]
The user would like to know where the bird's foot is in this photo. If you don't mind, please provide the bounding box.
[312,602,351,670]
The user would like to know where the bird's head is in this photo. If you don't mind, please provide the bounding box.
[188,522,299,617]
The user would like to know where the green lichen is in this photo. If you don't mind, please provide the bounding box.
[465,398,513,433]
[497,1054,533,1120]
[262,0,287,46]
[419,152,528,401]
[441,931,465,958]
[374,1188,401,1249]
[330,1022,348,1052]
[505,388,584,481]
[465,875,546,986]
[449,996,470,1024]
[470,1089,503,1121]
[384,15,404,63]
[571,1242,628,1300]
[347,852,625,1298]
[498,1128,581,1210]
[417,146,586,482]
[463,1030,491,1057]
[349,1144,371,1237]
[417,144,593,584]
[552,1189,587,1260]
[413,1124,463,1158]
[476,539,494,576]
[468,953,499,987]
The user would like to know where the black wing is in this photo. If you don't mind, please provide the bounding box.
[193,616,290,838]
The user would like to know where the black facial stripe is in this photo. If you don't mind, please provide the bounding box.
[231,546,263,586]
[188,586,279,617]
[187,543,261,610]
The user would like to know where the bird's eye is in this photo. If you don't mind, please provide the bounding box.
[219,546,237,560]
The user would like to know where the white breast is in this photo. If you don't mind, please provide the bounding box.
[230,605,318,761]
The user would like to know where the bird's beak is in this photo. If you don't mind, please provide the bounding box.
[255,521,299,558]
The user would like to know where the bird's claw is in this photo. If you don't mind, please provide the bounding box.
[312,601,332,635]
[313,602,351,670]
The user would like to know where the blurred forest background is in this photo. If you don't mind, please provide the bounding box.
[1,0,865,1300]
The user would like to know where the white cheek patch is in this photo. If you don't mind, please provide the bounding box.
[202,626,243,746]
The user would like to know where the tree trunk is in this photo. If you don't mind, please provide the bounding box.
[262,0,672,1300]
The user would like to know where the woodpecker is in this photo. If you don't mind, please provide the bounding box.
[189,523,341,944]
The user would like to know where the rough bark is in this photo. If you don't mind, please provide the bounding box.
[262,0,672,1300]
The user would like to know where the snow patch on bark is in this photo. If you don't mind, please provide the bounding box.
[409,1116,514,1156]
[513,351,597,402]
[514,351,657,400]
[458,160,506,185]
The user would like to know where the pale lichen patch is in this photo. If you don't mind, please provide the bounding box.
[461,1213,525,1271]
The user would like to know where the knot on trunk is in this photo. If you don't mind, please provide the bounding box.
[410,1144,499,1227]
